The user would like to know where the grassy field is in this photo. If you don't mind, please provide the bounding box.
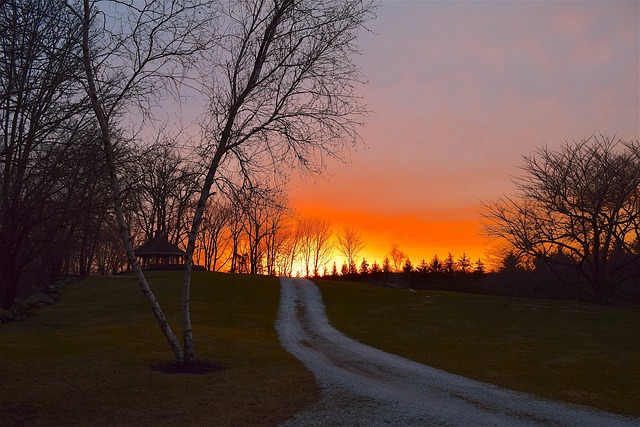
[0,272,318,426]
[315,279,640,417]
[2,273,638,425]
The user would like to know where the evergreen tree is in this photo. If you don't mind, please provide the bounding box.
[331,261,338,277]
[360,258,370,275]
[429,254,443,273]
[382,257,392,273]
[417,259,429,274]
[500,251,524,272]
[457,253,472,274]
[403,258,413,273]
[349,259,358,275]
[340,262,349,276]
[444,252,456,274]
[370,260,381,274]
[474,258,486,275]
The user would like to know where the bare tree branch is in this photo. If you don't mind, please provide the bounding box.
[482,136,640,304]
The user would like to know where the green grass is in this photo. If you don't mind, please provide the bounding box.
[315,279,640,417]
[3,273,638,424]
[0,272,318,426]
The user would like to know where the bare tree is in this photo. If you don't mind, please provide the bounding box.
[227,195,245,273]
[297,216,332,277]
[336,225,365,274]
[41,130,116,278]
[0,0,88,309]
[388,244,407,273]
[130,137,199,245]
[261,194,290,276]
[180,0,375,359]
[310,217,334,277]
[72,0,374,364]
[237,186,284,274]
[275,217,303,277]
[69,0,214,363]
[196,196,233,271]
[483,136,640,304]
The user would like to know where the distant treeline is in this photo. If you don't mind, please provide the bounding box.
[323,251,640,305]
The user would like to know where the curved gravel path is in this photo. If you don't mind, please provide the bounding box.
[276,277,637,426]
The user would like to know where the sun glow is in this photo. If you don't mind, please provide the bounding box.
[291,202,489,272]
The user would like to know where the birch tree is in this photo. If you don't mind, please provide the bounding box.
[67,0,213,363]
[71,0,374,364]
[181,0,375,359]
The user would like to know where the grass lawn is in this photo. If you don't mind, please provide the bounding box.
[0,272,318,426]
[316,279,640,418]
[3,273,638,424]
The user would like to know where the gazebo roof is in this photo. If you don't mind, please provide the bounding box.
[134,235,185,257]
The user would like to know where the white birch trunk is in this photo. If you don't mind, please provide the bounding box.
[181,151,225,362]
[79,0,184,363]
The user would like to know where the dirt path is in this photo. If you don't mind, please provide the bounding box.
[276,277,637,426]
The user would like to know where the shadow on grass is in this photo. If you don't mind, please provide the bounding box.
[149,360,225,374]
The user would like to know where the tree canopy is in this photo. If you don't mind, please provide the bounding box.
[483,136,640,304]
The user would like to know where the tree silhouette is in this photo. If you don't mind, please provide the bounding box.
[370,261,381,275]
[443,253,456,274]
[388,244,407,272]
[331,262,338,278]
[74,0,376,363]
[429,254,443,273]
[382,257,392,274]
[298,216,333,277]
[0,0,88,309]
[416,259,429,274]
[360,258,370,276]
[483,136,639,303]
[336,226,365,274]
[499,251,525,272]
[457,253,472,274]
[197,197,232,272]
[340,262,349,276]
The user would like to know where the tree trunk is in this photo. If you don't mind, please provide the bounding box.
[0,255,20,310]
[180,152,224,363]
[79,0,184,363]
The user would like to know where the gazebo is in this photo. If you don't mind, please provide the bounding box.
[134,235,185,270]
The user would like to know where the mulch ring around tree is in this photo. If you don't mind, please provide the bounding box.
[0,403,38,425]
[150,360,225,374]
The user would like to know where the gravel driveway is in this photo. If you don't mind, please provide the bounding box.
[276,277,637,426]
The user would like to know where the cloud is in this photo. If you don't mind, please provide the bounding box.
[289,0,638,263]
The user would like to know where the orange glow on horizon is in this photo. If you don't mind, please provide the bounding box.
[291,202,490,271]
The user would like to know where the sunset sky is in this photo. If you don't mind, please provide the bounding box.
[286,0,640,269]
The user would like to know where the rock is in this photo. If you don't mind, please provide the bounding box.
[0,308,14,323]
[25,292,54,306]
[12,299,32,314]
[13,313,28,322]
[43,285,61,299]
